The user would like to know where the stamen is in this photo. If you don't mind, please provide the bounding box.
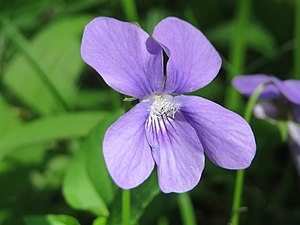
[147,94,180,127]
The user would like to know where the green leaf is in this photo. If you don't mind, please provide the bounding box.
[107,172,160,225]
[0,111,107,158]
[62,111,123,216]
[24,214,80,225]
[0,95,21,136]
[63,140,109,216]
[93,217,107,225]
[3,16,91,114]
[0,95,46,165]
[85,111,123,204]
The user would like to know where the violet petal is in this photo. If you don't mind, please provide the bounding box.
[152,17,221,94]
[103,102,154,189]
[81,17,164,98]
[232,74,280,100]
[145,112,204,193]
[177,95,256,169]
[277,80,300,105]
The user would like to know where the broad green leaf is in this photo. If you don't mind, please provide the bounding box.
[207,21,277,58]
[85,111,123,204]
[62,111,123,216]
[0,95,46,165]
[63,134,108,216]
[92,217,107,225]
[24,214,80,225]
[3,16,91,114]
[0,111,107,158]
[107,173,160,225]
[0,95,21,136]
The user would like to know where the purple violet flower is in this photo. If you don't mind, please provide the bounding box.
[81,17,256,193]
[233,74,300,174]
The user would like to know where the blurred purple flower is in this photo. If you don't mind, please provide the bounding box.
[81,17,256,193]
[233,74,300,174]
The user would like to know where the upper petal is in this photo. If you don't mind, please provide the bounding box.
[233,75,300,105]
[232,74,280,100]
[177,96,256,169]
[145,112,204,193]
[103,102,154,189]
[152,17,221,94]
[81,17,164,98]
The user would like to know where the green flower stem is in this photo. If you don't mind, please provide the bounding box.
[177,193,197,225]
[121,0,138,22]
[277,120,288,142]
[225,0,251,110]
[295,0,300,79]
[122,189,131,225]
[231,169,245,225]
[0,17,67,111]
[243,84,265,122]
[230,84,265,225]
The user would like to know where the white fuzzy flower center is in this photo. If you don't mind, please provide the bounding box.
[149,94,180,121]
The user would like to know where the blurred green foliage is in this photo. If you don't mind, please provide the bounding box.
[0,0,299,225]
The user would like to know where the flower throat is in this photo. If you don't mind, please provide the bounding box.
[149,94,180,120]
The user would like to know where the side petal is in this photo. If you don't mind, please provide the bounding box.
[232,74,280,100]
[177,96,256,169]
[103,102,154,189]
[81,17,164,98]
[152,17,221,94]
[277,80,300,105]
[145,112,204,193]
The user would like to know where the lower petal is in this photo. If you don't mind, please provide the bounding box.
[145,112,204,193]
[177,96,256,169]
[103,102,154,189]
